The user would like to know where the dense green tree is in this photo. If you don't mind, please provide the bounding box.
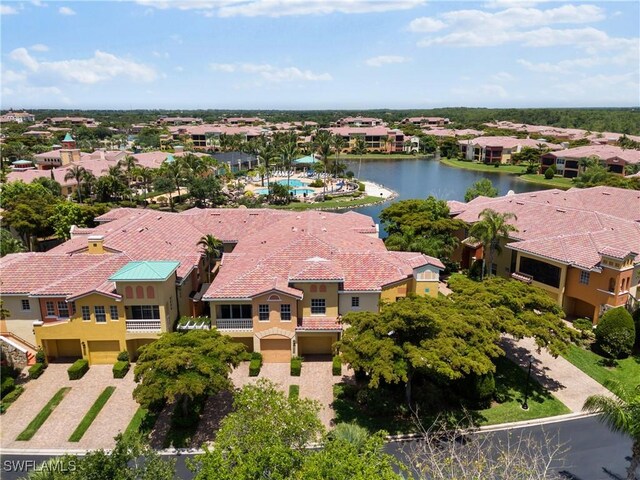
[595,307,636,359]
[418,134,438,154]
[191,379,324,480]
[135,127,161,149]
[49,202,85,240]
[511,146,543,173]
[0,229,26,257]
[33,177,62,198]
[468,208,518,277]
[439,137,460,159]
[268,182,291,205]
[583,381,640,480]
[64,165,89,203]
[380,196,465,259]
[464,178,498,202]
[187,175,225,208]
[2,183,58,250]
[133,330,245,417]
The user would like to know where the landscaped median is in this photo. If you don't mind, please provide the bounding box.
[69,386,116,442]
[16,387,71,441]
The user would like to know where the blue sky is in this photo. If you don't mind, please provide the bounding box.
[1,0,638,109]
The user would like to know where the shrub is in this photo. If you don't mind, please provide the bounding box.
[290,356,302,376]
[309,179,325,188]
[117,351,130,362]
[35,348,46,365]
[1,365,19,379]
[251,352,263,363]
[459,372,496,408]
[29,363,45,380]
[357,182,365,192]
[573,318,594,332]
[67,359,89,380]
[544,167,555,179]
[355,387,404,417]
[595,307,635,359]
[288,384,299,399]
[113,361,130,379]
[351,192,361,198]
[249,358,261,377]
[332,356,342,376]
[1,377,15,398]
[0,385,24,414]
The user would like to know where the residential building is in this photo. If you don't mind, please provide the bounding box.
[169,124,265,149]
[324,126,406,153]
[449,186,640,323]
[335,117,384,127]
[459,136,560,164]
[43,116,97,127]
[540,145,640,178]
[0,208,443,364]
[402,116,450,127]
[157,116,203,126]
[0,111,36,123]
[221,117,265,126]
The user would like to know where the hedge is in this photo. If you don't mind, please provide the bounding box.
[332,356,342,376]
[29,363,46,380]
[67,359,89,380]
[288,384,299,399]
[0,386,24,414]
[1,377,15,398]
[113,361,130,379]
[290,356,302,376]
[249,352,263,377]
[595,307,635,359]
[117,351,130,362]
[35,348,47,365]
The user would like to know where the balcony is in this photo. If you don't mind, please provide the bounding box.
[214,318,253,330]
[126,319,162,332]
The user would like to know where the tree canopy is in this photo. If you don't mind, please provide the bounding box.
[464,179,498,202]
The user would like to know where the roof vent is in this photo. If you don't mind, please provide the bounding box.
[556,208,566,213]
[516,201,524,205]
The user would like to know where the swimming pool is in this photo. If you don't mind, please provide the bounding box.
[276,179,305,187]
[254,187,316,196]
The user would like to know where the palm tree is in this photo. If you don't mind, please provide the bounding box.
[583,381,640,480]
[279,133,299,191]
[332,135,346,177]
[197,234,223,283]
[0,229,26,257]
[64,165,87,203]
[314,130,334,194]
[118,155,139,193]
[469,208,518,278]
[106,165,128,200]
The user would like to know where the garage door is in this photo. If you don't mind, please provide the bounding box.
[88,340,120,364]
[56,339,82,358]
[260,338,291,363]
[298,336,334,356]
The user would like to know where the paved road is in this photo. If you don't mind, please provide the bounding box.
[1,416,634,479]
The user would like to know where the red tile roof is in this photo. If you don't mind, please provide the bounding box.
[297,317,342,331]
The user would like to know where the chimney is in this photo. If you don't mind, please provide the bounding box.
[87,235,105,254]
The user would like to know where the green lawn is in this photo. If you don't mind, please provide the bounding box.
[288,385,300,400]
[518,173,574,189]
[475,357,570,425]
[561,344,640,393]
[270,195,385,211]
[124,406,159,441]
[69,386,116,442]
[16,387,71,441]
[440,157,527,174]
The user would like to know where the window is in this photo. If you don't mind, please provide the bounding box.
[311,299,326,315]
[146,286,155,299]
[57,301,69,318]
[110,306,119,320]
[351,296,360,308]
[46,301,55,316]
[81,306,91,321]
[130,305,160,320]
[136,286,144,299]
[259,304,269,321]
[519,257,561,288]
[21,299,30,311]
[219,304,252,319]
[280,304,291,321]
[579,271,590,285]
[95,306,106,323]
[125,286,133,299]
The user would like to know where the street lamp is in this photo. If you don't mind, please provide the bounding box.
[522,355,533,410]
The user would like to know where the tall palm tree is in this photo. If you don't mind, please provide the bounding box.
[64,165,87,203]
[332,135,346,177]
[469,208,518,278]
[279,133,299,191]
[197,234,223,283]
[106,165,128,200]
[118,155,139,192]
[314,130,334,194]
[583,381,640,480]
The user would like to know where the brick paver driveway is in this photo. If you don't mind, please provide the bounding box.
[1,363,138,450]
[230,359,353,428]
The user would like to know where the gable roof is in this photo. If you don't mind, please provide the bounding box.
[109,261,180,282]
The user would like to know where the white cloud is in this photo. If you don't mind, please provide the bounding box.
[135,0,425,17]
[491,71,513,82]
[29,43,49,52]
[152,51,170,59]
[9,48,157,84]
[0,5,19,15]
[31,0,47,7]
[1,69,27,84]
[58,6,76,15]
[365,55,410,67]
[551,72,639,103]
[407,17,446,33]
[211,62,331,82]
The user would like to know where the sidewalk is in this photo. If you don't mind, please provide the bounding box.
[501,335,615,413]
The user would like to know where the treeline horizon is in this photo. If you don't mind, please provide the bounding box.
[3,107,639,135]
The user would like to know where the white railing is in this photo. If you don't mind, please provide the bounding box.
[126,319,162,332]
[215,318,253,330]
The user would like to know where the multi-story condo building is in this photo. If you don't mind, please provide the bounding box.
[221,117,265,126]
[401,116,450,127]
[0,209,443,364]
[540,145,640,178]
[458,136,560,164]
[325,126,406,153]
[449,186,640,323]
[335,117,384,127]
[0,111,36,123]
[157,116,203,126]
[169,124,265,149]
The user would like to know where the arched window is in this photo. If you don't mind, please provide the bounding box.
[319,284,326,292]
[146,286,155,299]
[125,286,133,299]
[267,294,281,302]
[310,285,317,293]
[136,286,144,299]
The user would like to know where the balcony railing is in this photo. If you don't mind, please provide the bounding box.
[511,271,534,284]
[126,319,162,332]
[214,318,253,330]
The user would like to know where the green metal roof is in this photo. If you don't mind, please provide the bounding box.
[63,133,74,142]
[109,261,180,282]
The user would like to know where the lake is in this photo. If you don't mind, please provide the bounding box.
[343,157,549,234]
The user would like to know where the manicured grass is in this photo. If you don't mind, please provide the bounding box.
[16,387,71,441]
[289,385,300,399]
[440,157,527,174]
[270,195,385,211]
[561,344,640,393]
[68,386,116,442]
[518,173,574,189]
[475,357,570,426]
[124,406,159,441]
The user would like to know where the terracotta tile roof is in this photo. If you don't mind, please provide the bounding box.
[297,317,342,331]
[548,144,640,164]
